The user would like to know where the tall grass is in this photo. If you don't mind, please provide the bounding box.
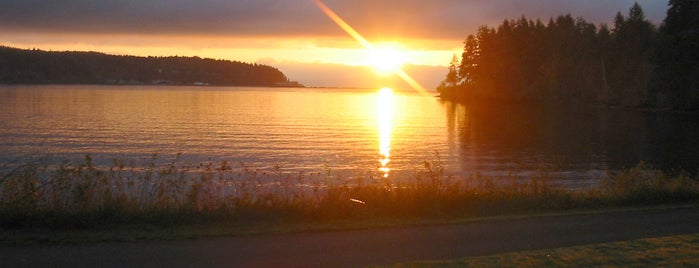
[1,155,698,229]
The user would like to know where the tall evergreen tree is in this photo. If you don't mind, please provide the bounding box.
[653,0,699,110]
[605,3,656,106]
[459,35,479,87]
[445,54,460,87]
[437,54,460,97]
[436,2,682,109]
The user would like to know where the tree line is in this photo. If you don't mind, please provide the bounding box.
[0,46,303,87]
[438,1,698,110]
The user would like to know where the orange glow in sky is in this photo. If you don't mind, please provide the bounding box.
[313,0,430,95]
[0,1,667,89]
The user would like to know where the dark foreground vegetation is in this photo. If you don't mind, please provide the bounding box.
[1,155,698,231]
[0,46,303,87]
[438,1,698,111]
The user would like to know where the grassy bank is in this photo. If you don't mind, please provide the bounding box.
[383,233,699,267]
[1,155,698,238]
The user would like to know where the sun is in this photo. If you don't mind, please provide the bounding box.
[314,0,430,95]
[367,45,407,75]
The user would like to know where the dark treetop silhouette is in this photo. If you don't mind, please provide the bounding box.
[438,1,698,111]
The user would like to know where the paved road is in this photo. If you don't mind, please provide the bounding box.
[2,206,699,267]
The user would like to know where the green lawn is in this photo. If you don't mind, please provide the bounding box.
[383,233,699,267]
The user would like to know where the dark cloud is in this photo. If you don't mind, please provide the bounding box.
[0,0,328,35]
[0,0,668,39]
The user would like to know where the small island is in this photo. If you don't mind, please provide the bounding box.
[0,46,303,87]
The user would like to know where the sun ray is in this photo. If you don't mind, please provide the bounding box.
[395,69,429,94]
[312,0,373,49]
[313,0,431,96]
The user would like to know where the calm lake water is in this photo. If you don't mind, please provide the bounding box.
[1,85,698,188]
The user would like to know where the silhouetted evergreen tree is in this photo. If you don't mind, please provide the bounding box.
[437,54,460,97]
[607,3,656,107]
[459,34,479,87]
[439,2,675,109]
[653,0,699,110]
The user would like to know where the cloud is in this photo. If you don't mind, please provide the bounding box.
[0,0,668,39]
[0,0,327,35]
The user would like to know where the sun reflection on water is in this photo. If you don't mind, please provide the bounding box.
[377,87,394,178]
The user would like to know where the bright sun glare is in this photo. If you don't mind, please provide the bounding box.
[313,0,429,95]
[368,45,407,75]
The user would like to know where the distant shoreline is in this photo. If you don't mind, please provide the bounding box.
[0,82,304,88]
[0,45,304,88]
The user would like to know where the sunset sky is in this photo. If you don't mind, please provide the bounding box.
[0,0,668,89]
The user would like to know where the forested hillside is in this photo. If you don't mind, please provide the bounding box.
[0,46,302,87]
[438,1,698,110]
